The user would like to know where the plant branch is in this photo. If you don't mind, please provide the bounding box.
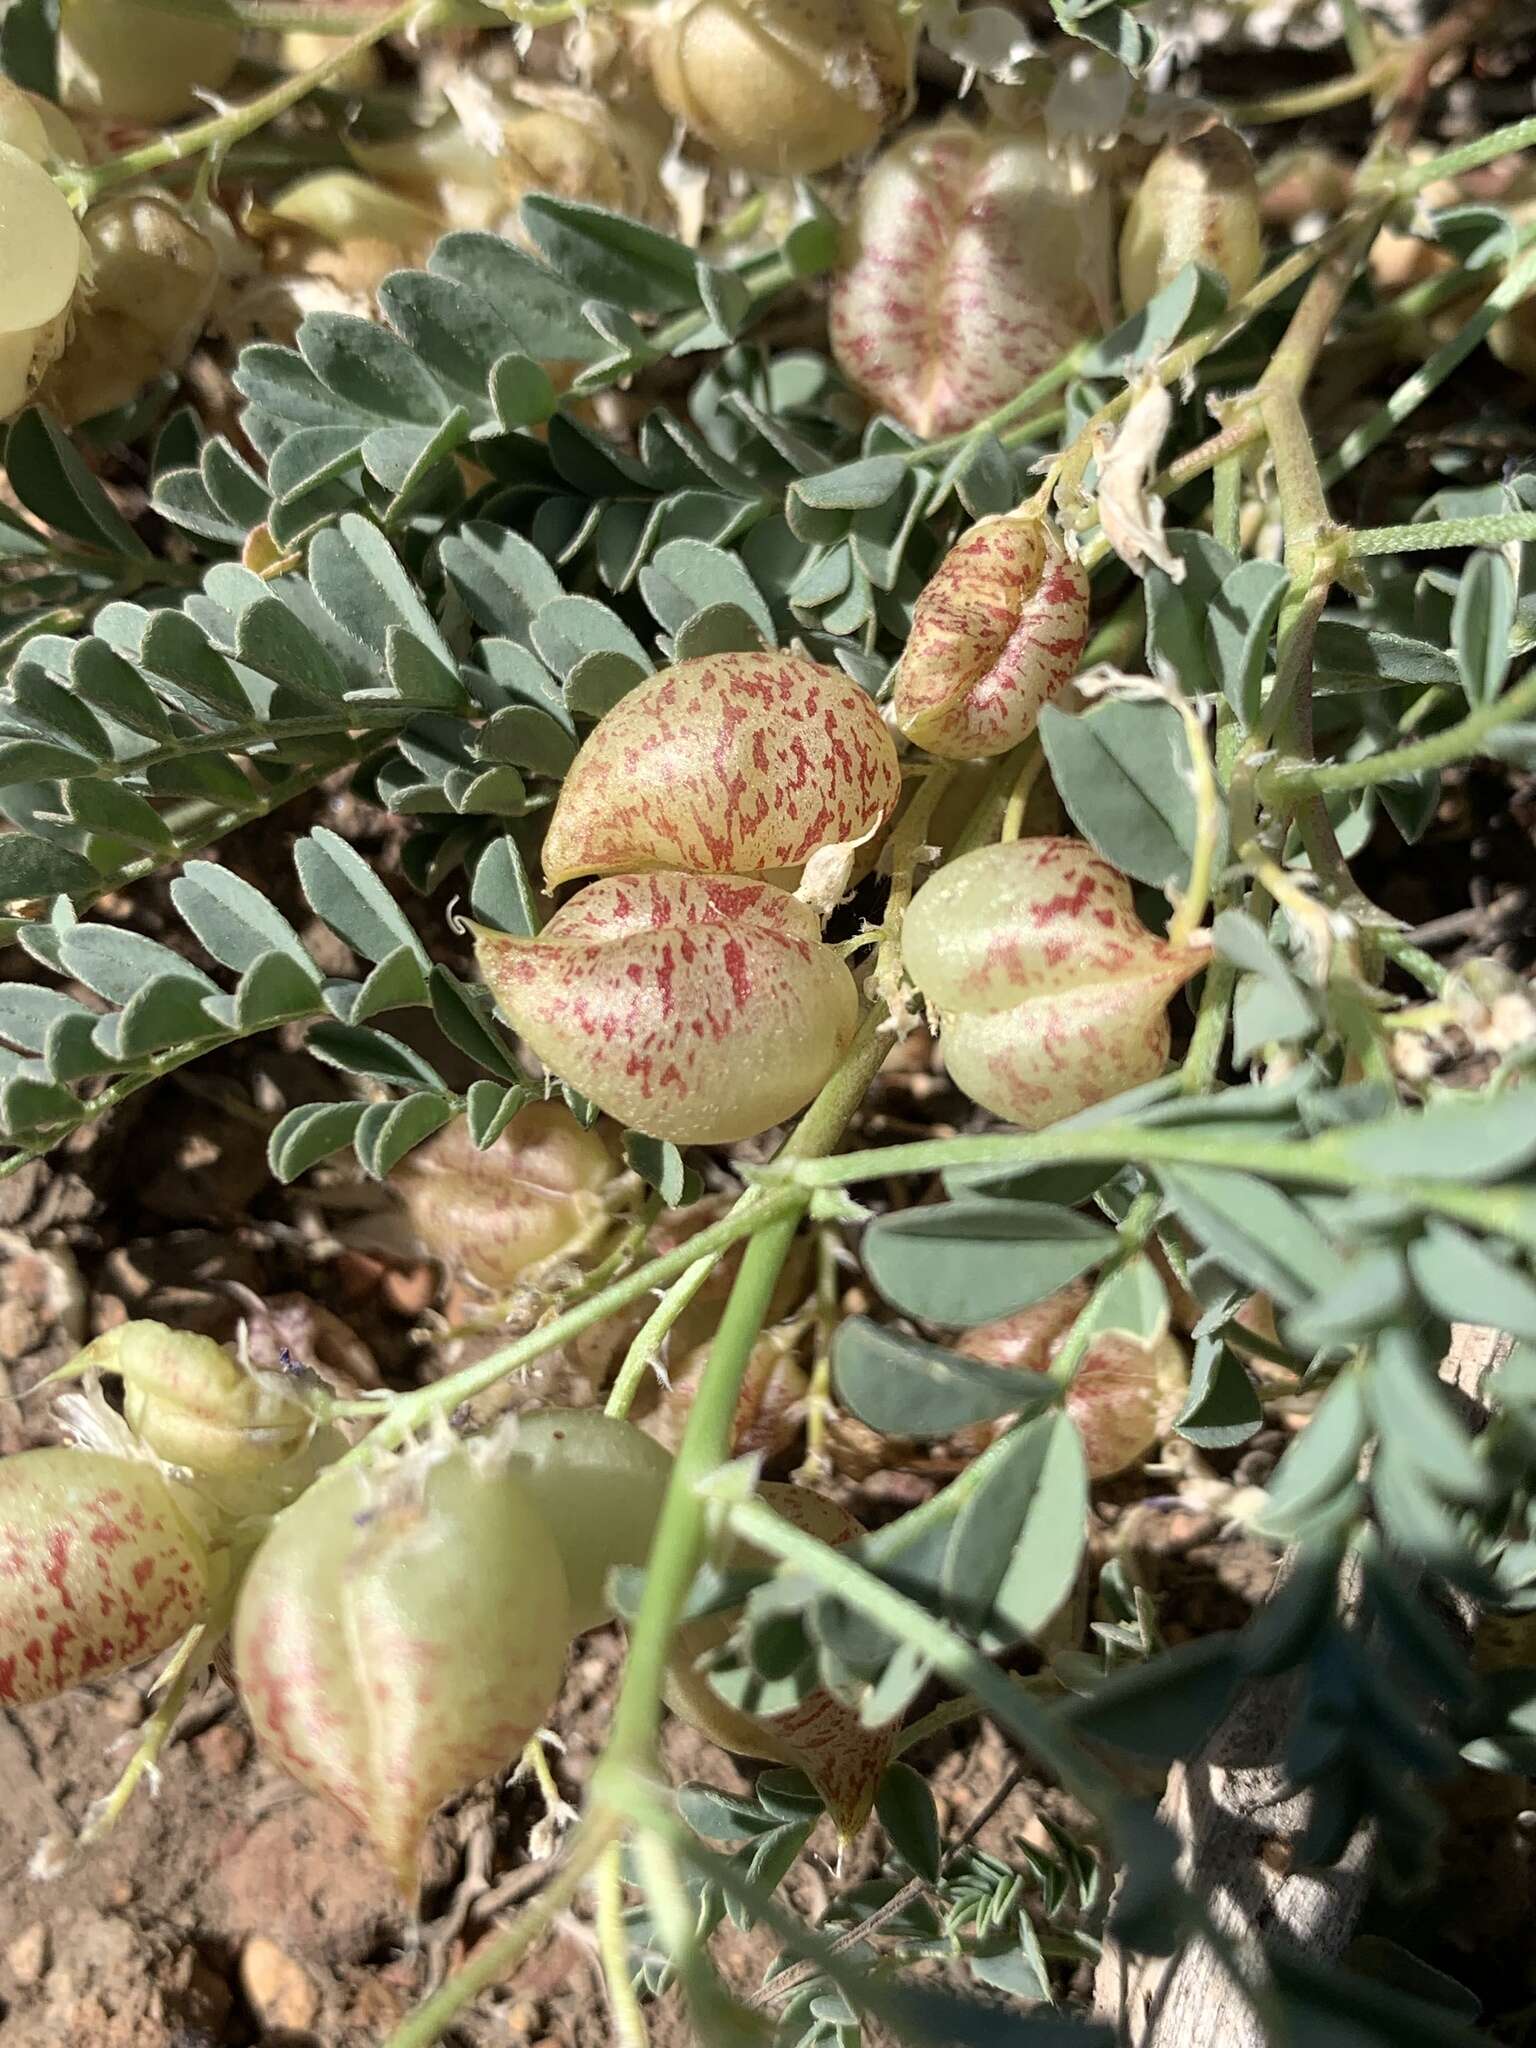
[54,0,426,206]
[756,1127,1536,1249]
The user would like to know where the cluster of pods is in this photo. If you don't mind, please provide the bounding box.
[4,1319,903,1883]
[474,504,1203,1138]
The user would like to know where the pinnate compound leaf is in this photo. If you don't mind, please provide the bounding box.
[832,1318,1058,1438]
[171,863,316,976]
[0,835,99,906]
[1065,1635,1242,1759]
[1451,551,1515,707]
[943,1412,1088,1652]
[1407,1220,1536,1340]
[1174,1337,1263,1449]
[520,195,701,313]
[1039,698,1222,889]
[296,827,428,969]
[861,1200,1115,1324]
[875,1763,943,1884]
[1159,1165,1347,1308]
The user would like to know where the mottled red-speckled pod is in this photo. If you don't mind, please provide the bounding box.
[1119,123,1263,317]
[894,513,1090,759]
[0,1449,210,1705]
[233,1444,570,1895]
[903,838,1203,1128]
[666,1484,896,1839]
[956,1279,1188,1479]
[540,651,901,887]
[475,874,859,1145]
[645,0,912,177]
[394,1100,616,1293]
[830,118,1105,440]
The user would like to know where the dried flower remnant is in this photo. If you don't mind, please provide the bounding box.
[541,652,901,886]
[0,1450,210,1704]
[476,875,859,1145]
[894,512,1091,759]
[830,118,1104,439]
[645,0,911,178]
[902,837,1204,1128]
[233,1445,570,1896]
[666,1484,897,1837]
[394,1102,615,1294]
[1119,121,1263,316]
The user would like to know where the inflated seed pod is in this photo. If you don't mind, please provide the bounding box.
[893,511,1090,759]
[541,652,901,886]
[831,118,1105,438]
[68,1321,317,1480]
[350,87,668,239]
[38,192,221,425]
[60,1318,347,1529]
[1119,122,1263,316]
[58,0,242,124]
[0,1449,211,1704]
[645,0,911,177]
[956,1279,1189,1479]
[903,838,1204,1128]
[277,31,385,92]
[393,1101,616,1294]
[502,1409,674,1633]
[475,874,858,1145]
[666,1484,896,1837]
[233,1442,570,1895]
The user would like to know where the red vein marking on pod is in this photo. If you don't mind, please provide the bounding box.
[541,651,900,885]
[476,874,859,1145]
[894,514,1090,760]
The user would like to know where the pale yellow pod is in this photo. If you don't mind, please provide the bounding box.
[894,513,1090,760]
[234,1448,570,1897]
[1120,123,1263,316]
[666,1483,897,1838]
[476,874,859,1145]
[903,838,1203,1128]
[68,1319,319,1480]
[277,31,385,92]
[0,78,54,162]
[59,0,242,124]
[39,192,220,425]
[542,651,901,886]
[0,141,85,334]
[645,0,911,177]
[831,118,1105,439]
[393,1100,616,1293]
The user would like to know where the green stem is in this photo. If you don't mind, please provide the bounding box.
[758,1128,1536,1249]
[54,0,424,207]
[1047,1188,1162,1391]
[1260,655,1536,798]
[1388,112,1536,198]
[1222,58,1392,124]
[595,1843,649,2048]
[599,1009,890,1774]
[1344,510,1536,558]
[1321,242,1536,485]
